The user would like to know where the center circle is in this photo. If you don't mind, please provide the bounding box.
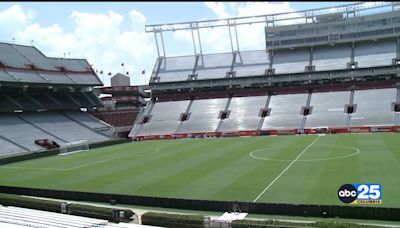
[249,145,360,162]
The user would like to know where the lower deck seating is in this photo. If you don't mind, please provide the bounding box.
[261,93,307,130]
[19,112,110,143]
[179,98,228,133]
[306,91,350,128]
[0,111,111,157]
[132,88,399,137]
[220,96,267,132]
[64,111,111,131]
[351,88,397,126]
[0,113,62,152]
[0,137,27,156]
[139,100,190,135]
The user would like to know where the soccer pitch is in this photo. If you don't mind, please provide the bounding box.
[0,133,399,208]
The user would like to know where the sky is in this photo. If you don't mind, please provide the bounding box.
[0,1,356,86]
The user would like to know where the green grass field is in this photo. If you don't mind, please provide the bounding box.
[0,133,399,208]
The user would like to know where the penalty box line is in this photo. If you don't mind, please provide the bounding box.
[252,136,321,202]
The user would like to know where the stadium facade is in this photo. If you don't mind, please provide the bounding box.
[129,2,400,140]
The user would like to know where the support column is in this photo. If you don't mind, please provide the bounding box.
[346,87,356,127]
[175,99,194,134]
[190,55,200,81]
[305,90,313,107]
[229,52,237,77]
[268,50,273,69]
[349,87,355,105]
[257,93,272,131]
[299,91,313,133]
[197,29,203,54]
[234,25,240,52]
[191,29,197,55]
[349,42,356,68]
[307,46,314,72]
[160,31,166,57]
[151,56,163,83]
[228,26,234,52]
[154,33,160,57]
[216,96,232,132]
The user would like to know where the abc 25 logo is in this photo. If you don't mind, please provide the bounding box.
[338,184,382,204]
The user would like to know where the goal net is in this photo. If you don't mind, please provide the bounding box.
[59,140,89,155]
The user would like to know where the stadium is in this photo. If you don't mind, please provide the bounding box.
[0,1,400,228]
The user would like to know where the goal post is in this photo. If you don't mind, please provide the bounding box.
[59,140,89,155]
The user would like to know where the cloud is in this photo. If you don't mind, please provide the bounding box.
[233,2,293,17]
[173,2,296,54]
[129,10,147,30]
[204,2,230,18]
[0,5,155,86]
[0,4,36,38]
[0,3,300,86]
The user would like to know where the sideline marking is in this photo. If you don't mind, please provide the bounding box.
[1,148,160,171]
[1,140,187,171]
[249,145,360,162]
[253,136,320,202]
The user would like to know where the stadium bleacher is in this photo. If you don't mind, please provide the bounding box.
[273,48,310,74]
[13,44,63,71]
[0,42,102,85]
[313,44,351,71]
[0,2,399,226]
[157,55,197,83]
[179,98,228,133]
[0,205,154,228]
[220,96,268,132]
[131,2,400,139]
[305,90,350,128]
[151,41,399,84]
[196,53,234,80]
[0,113,63,152]
[0,111,112,155]
[0,41,112,157]
[0,137,27,157]
[18,112,110,144]
[0,43,32,68]
[138,100,189,135]
[233,50,270,78]
[261,93,308,130]
[0,205,108,228]
[350,88,397,127]
[0,94,21,112]
[131,85,400,138]
[64,111,112,133]
[36,71,76,84]
[56,58,92,72]
[354,39,397,68]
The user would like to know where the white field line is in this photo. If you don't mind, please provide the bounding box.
[1,140,186,172]
[252,136,320,202]
[1,148,160,171]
